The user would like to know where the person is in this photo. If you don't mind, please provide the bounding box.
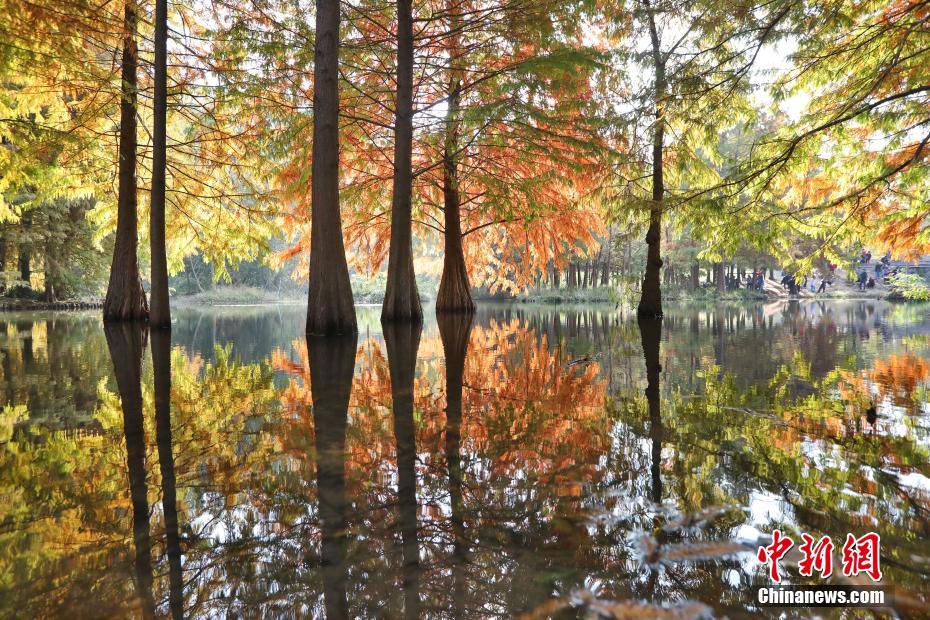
[875,262,883,280]
[867,276,875,289]
[756,272,765,291]
[818,279,827,294]
[858,270,868,290]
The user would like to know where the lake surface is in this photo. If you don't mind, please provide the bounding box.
[0,301,928,618]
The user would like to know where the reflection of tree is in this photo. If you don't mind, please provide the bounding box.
[639,317,663,504]
[6,303,930,616]
[383,323,421,620]
[151,330,183,619]
[438,314,471,618]
[104,322,155,619]
[309,334,357,620]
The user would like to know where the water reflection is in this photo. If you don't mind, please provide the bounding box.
[0,301,928,617]
[152,330,183,620]
[383,322,422,620]
[438,313,471,619]
[105,322,155,618]
[308,334,356,620]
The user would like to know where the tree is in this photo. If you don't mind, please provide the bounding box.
[604,0,791,314]
[382,0,423,321]
[103,0,148,321]
[732,0,930,262]
[149,0,170,328]
[307,0,357,335]
[637,0,666,318]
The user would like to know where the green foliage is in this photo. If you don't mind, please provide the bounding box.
[887,272,930,301]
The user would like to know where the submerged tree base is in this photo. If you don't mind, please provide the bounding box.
[103,278,149,322]
[436,259,475,314]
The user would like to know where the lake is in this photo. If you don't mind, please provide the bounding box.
[0,301,928,618]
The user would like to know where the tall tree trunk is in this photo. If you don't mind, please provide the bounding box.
[690,262,699,291]
[382,0,422,322]
[307,0,357,334]
[104,0,148,321]
[436,15,473,315]
[638,1,664,318]
[715,262,726,293]
[149,0,170,328]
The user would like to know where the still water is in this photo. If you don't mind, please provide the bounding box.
[0,301,928,618]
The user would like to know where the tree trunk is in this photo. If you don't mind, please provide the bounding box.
[638,5,665,319]
[307,0,357,334]
[149,0,170,328]
[18,244,29,285]
[382,0,422,322]
[715,262,726,293]
[436,22,473,315]
[104,0,148,322]
[552,266,560,288]
[690,262,699,291]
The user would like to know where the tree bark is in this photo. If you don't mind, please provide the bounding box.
[715,262,726,293]
[690,262,699,291]
[637,0,664,318]
[149,0,170,328]
[104,0,148,322]
[382,0,422,322]
[436,24,473,315]
[307,0,357,334]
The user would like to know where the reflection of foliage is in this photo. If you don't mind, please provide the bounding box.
[0,345,280,617]
[3,303,930,616]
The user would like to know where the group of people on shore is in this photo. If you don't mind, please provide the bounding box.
[855,251,897,290]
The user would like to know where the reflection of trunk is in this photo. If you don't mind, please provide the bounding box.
[383,322,421,618]
[105,322,155,618]
[149,0,170,328]
[307,0,357,335]
[638,0,664,318]
[438,314,471,617]
[152,331,183,619]
[308,334,357,620]
[382,0,422,322]
[638,317,663,504]
[436,5,474,315]
[104,0,148,321]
